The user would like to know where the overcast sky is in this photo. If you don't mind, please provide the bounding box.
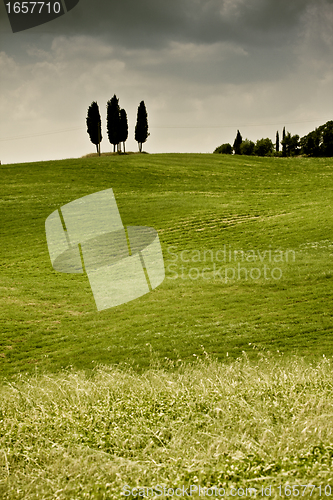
[1,0,333,164]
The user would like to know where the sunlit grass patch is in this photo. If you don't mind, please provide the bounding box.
[1,352,333,498]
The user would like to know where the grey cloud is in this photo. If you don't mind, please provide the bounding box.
[0,0,320,48]
[119,42,294,87]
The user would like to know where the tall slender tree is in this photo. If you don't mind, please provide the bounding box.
[282,127,286,157]
[281,130,295,157]
[119,108,128,153]
[233,130,242,155]
[276,131,280,153]
[86,101,102,155]
[107,95,120,152]
[135,101,149,153]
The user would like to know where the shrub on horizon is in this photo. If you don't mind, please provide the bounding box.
[300,121,333,157]
[254,137,274,157]
[214,143,233,154]
[240,139,255,156]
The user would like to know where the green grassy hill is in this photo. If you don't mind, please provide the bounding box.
[2,153,333,498]
[1,153,333,378]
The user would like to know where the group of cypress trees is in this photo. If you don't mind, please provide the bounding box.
[86,96,149,155]
[214,120,333,157]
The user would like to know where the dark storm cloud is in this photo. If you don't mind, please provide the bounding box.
[176,0,315,46]
[0,0,319,48]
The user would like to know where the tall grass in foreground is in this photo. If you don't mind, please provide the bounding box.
[1,350,333,499]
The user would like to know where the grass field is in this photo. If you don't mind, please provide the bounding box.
[1,353,333,499]
[1,153,333,498]
[1,153,333,377]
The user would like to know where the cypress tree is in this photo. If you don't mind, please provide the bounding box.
[284,132,292,157]
[282,127,286,157]
[107,95,120,152]
[233,130,242,155]
[119,109,128,153]
[276,131,279,153]
[135,101,149,153]
[86,101,102,155]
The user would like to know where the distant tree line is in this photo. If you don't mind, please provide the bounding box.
[86,96,149,155]
[214,121,333,157]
